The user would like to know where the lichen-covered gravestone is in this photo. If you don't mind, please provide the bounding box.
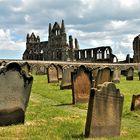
[47,63,58,83]
[60,65,74,89]
[0,62,33,126]
[85,82,124,138]
[71,65,92,104]
[95,67,113,87]
[131,94,140,111]
[126,67,134,80]
[112,67,121,83]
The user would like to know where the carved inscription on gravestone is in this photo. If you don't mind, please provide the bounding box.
[85,82,124,138]
[72,65,92,104]
[47,64,58,83]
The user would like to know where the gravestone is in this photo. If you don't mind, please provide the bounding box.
[72,65,92,104]
[92,67,100,87]
[39,65,46,75]
[126,67,134,80]
[60,65,74,89]
[131,94,140,111]
[85,82,124,138]
[112,67,121,83]
[138,72,140,81]
[30,65,39,75]
[0,62,33,126]
[47,63,58,83]
[95,67,113,87]
[57,65,63,80]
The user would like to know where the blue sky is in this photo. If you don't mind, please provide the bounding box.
[0,0,140,60]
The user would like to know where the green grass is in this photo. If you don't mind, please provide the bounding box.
[0,75,140,139]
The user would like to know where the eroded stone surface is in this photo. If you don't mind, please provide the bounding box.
[72,65,92,104]
[85,82,124,138]
[0,62,33,126]
[47,63,58,83]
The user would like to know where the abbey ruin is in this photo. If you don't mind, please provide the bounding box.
[23,20,118,63]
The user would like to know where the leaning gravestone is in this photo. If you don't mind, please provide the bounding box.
[95,67,113,87]
[60,65,74,89]
[112,67,121,83]
[131,94,140,111]
[47,63,58,83]
[126,67,134,80]
[85,82,124,138]
[71,65,92,104]
[0,62,33,126]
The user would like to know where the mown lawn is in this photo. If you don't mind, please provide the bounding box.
[0,74,140,140]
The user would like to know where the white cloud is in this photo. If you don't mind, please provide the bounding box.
[0,29,25,51]
[0,0,140,60]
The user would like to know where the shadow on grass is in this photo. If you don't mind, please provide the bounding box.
[53,103,73,106]
[71,133,84,139]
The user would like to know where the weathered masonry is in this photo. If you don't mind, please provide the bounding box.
[23,20,117,63]
[133,34,140,63]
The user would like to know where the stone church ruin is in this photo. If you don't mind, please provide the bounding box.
[23,20,117,63]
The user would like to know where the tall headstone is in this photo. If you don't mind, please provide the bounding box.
[131,94,140,111]
[47,63,58,83]
[95,67,113,87]
[126,67,134,80]
[0,62,33,126]
[60,65,74,89]
[85,82,124,138]
[72,65,92,104]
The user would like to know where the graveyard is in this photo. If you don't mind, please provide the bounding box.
[0,65,140,140]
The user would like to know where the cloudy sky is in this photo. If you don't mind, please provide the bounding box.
[0,0,140,60]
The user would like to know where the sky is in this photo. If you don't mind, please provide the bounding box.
[0,0,140,60]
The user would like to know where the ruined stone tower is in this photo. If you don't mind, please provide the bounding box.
[133,34,140,63]
[23,20,78,61]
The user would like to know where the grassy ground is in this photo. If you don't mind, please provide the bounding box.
[0,74,140,140]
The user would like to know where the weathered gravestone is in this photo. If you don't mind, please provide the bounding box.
[0,62,33,126]
[85,82,124,138]
[126,67,134,80]
[57,64,63,80]
[131,94,140,111]
[138,71,140,81]
[92,67,100,87]
[60,65,74,89]
[39,65,46,75]
[71,65,92,104]
[95,67,113,87]
[20,62,31,74]
[30,65,39,75]
[47,63,58,83]
[112,67,121,83]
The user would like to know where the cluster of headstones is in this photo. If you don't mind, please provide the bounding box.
[46,63,140,138]
[0,61,33,126]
